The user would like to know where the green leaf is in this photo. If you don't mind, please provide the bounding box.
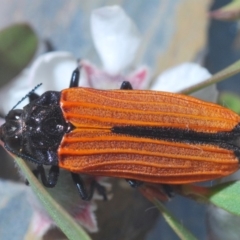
[179,181,240,216]
[208,181,240,216]
[218,92,240,114]
[0,24,38,86]
[153,199,197,240]
[181,59,240,95]
[14,157,92,240]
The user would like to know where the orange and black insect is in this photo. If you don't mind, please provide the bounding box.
[0,68,240,200]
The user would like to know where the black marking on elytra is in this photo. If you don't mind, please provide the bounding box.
[112,125,240,160]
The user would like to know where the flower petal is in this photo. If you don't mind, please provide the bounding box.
[81,60,125,89]
[74,203,98,233]
[151,63,211,92]
[126,66,150,89]
[81,60,149,90]
[0,69,30,114]
[0,52,77,115]
[91,6,141,75]
[28,211,52,238]
[151,63,218,102]
[26,171,102,234]
[28,51,77,92]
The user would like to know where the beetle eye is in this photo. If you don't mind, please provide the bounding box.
[6,109,23,120]
[0,119,22,151]
[3,121,21,137]
[5,135,22,152]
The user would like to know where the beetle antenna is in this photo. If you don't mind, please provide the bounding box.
[11,83,42,110]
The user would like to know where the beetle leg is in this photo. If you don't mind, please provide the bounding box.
[69,68,80,88]
[28,92,40,102]
[120,81,133,90]
[71,173,107,201]
[71,173,90,200]
[126,179,143,188]
[33,165,59,188]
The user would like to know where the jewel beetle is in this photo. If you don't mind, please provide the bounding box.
[0,68,240,200]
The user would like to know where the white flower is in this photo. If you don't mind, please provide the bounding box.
[151,62,218,102]
[0,6,216,117]
[80,6,150,90]
[0,52,77,115]
[27,173,110,236]
[91,6,141,75]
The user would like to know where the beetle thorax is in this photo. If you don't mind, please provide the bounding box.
[0,91,72,165]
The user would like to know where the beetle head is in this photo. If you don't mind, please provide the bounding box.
[0,91,73,165]
[0,109,24,152]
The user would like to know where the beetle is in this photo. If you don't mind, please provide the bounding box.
[0,67,240,200]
